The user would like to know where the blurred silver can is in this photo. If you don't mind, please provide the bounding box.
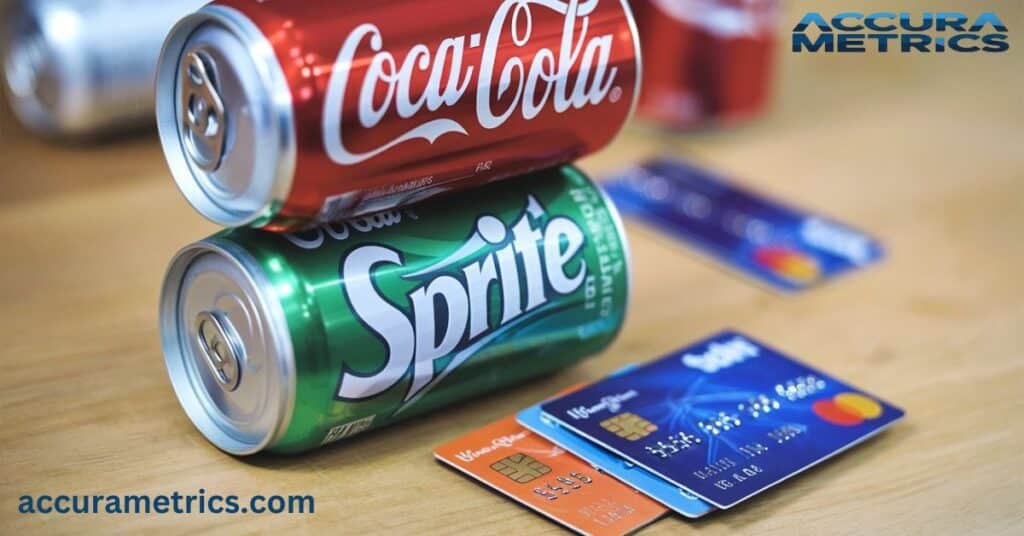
[2,0,207,138]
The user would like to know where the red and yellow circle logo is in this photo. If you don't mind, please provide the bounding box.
[812,392,884,426]
[753,246,821,284]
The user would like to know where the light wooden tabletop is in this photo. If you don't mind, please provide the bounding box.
[1,2,1022,534]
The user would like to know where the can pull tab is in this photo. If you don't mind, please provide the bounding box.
[180,51,226,172]
[195,311,243,392]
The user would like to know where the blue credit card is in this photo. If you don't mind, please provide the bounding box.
[518,365,713,519]
[541,330,905,509]
[518,402,714,519]
[603,159,884,293]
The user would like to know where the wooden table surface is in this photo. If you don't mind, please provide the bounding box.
[1,3,1022,534]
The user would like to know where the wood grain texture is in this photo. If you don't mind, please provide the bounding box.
[1,1,1022,533]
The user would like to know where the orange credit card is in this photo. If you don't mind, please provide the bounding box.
[435,415,666,535]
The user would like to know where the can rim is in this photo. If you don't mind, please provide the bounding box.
[608,0,644,148]
[159,239,296,455]
[155,5,296,228]
[600,0,638,320]
[595,173,633,330]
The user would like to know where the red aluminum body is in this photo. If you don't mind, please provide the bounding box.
[633,0,777,128]
[184,0,640,230]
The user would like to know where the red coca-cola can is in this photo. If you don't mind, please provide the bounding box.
[156,0,641,230]
[633,0,777,128]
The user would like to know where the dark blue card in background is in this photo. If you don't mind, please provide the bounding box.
[603,159,884,292]
[541,330,904,509]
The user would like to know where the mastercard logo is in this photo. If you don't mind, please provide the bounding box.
[753,246,821,284]
[812,393,885,426]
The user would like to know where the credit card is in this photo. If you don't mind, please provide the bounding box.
[518,387,714,519]
[541,330,905,509]
[603,159,884,292]
[434,415,666,535]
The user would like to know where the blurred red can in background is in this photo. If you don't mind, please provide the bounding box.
[631,0,779,128]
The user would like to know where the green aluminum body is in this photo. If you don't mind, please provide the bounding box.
[200,166,629,453]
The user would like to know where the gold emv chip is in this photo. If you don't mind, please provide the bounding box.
[600,412,658,441]
[490,453,552,483]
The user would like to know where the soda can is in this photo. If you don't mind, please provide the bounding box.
[1,0,207,138]
[633,0,778,128]
[155,0,641,230]
[159,165,631,455]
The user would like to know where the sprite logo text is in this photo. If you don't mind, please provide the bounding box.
[336,196,587,404]
[322,0,622,165]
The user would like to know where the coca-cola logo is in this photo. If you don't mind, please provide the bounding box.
[321,0,624,166]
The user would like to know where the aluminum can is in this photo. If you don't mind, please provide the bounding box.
[1,0,208,137]
[159,166,631,455]
[155,0,641,230]
[633,0,777,128]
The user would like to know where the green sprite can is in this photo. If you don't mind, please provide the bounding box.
[159,166,630,455]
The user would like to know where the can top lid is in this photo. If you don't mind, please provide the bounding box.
[160,240,294,455]
[2,2,80,135]
[156,5,295,227]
